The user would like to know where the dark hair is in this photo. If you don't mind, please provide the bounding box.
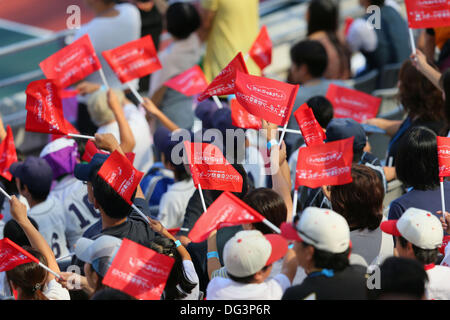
[3,218,39,247]
[307,0,338,35]
[6,247,48,300]
[368,0,385,6]
[398,60,445,124]
[227,265,271,284]
[243,188,287,234]
[395,126,439,191]
[302,242,350,271]
[90,287,135,300]
[397,236,439,265]
[290,40,328,78]
[148,237,197,300]
[166,2,201,40]
[20,181,49,203]
[330,164,384,231]
[306,96,334,129]
[439,69,450,130]
[367,256,428,300]
[91,167,136,220]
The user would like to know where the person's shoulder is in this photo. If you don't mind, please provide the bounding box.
[281,281,312,300]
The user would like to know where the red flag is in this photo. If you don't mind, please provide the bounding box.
[344,17,354,36]
[249,25,272,71]
[405,0,450,29]
[0,126,17,181]
[325,84,381,123]
[102,35,162,84]
[294,103,326,147]
[81,140,108,162]
[198,52,248,101]
[230,98,262,130]
[164,65,208,96]
[0,238,40,272]
[184,141,243,193]
[235,71,299,126]
[39,34,102,89]
[102,238,174,300]
[188,191,265,242]
[97,150,144,204]
[437,136,450,178]
[25,79,68,135]
[295,137,354,189]
[50,119,80,141]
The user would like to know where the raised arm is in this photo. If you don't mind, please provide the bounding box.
[411,49,443,92]
[142,97,180,132]
[197,7,216,42]
[206,230,222,280]
[9,196,60,282]
[107,89,136,153]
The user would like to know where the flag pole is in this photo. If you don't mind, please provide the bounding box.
[262,218,281,234]
[292,189,298,220]
[277,127,302,135]
[278,123,288,146]
[98,68,110,90]
[127,83,144,105]
[38,262,61,279]
[441,178,447,219]
[68,133,95,140]
[0,187,11,201]
[198,184,208,214]
[131,203,151,224]
[409,28,416,54]
[212,95,223,109]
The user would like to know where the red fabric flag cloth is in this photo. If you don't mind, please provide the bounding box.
[325,84,381,123]
[25,79,68,135]
[39,34,102,89]
[344,17,354,36]
[188,191,265,242]
[97,150,144,205]
[81,140,108,162]
[0,238,40,272]
[50,119,80,141]
[249,25,272,70]
[235,71,299,126]
[102,35,162,84]
[437,136,450,178]
[198,52,249,101]
[405,0,450,29]
[295,137,354,189]
[294,103,326,147]
[184,141,243,193]
[230,98,262,130]
[102,238,175,300]
[0,125,18,181]
[164,65,208,96]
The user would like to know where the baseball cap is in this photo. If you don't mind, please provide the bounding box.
[40,138,78,179]
[195,99,219,129]
[75,235,122,277]
[326,118,367,152]
[211,108,238,134]
[223,230,288,278]
[10,156,53,196]
[380,208,443,250]
[74,153,109,182]
[281,207,351,253]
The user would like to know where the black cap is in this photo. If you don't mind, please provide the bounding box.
[74,153,109,182]
[325,118,367,151]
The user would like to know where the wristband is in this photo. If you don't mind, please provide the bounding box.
[207,251,219,260]
[267,139,278,151]
[174,240,182,248]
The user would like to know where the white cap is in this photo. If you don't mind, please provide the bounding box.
[223,230,288,278]
[281,207,350,253]
[75,235,122,276]
[381,207,443,250]
[39,137,76,158]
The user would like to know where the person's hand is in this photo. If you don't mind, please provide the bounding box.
[177,235,192,247]
[94,133,120,153]
[261,119,278,141]
[363,118,383,127]
[279,140,287,167]
[437,210,450,234]
[57,272,86,291]
[9,196,28,225]
[106,89,121,111]
[0,114,6,141]
[75,81,101,96]
[142,97,161,116]
[410,49,428,73]
[147,217,168,236]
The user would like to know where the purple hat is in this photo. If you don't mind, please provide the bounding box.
[39,138,79,179]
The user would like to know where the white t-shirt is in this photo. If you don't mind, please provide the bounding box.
[179,260,200,300]
[44,279,71,300]
[63,180,101,251]
[158,179,196,229]
[206,273,291,300]
[243,145,267,189]
[49,175,80,204]
[149,33,202,97]
[97,103,154,173]
[346,18,378,53]
[73,3,141,94]
[28,196,70,260]
[426,265,450,300]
